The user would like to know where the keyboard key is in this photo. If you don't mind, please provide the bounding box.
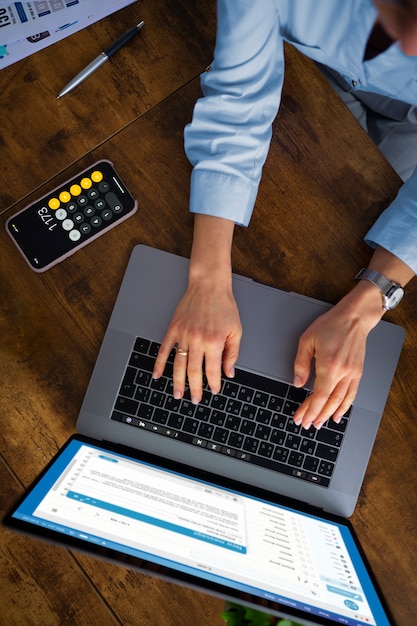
[255,424,271,440]
[288,451,304,467]
[149,391,165,408]
[198,422,214,439]
[327,416,349,432]
[150,376,167,392]
[225,415,240,431]
[283,400,298,417]
[253,391,269,408]
[137,403,154,419]
[273,447,289,463]
[286,420,301,434]
[271,413,287,430]
[285,433,301,450]
[223,381,239,398]
[238,386,254,403]
[120,367,137,397]
[287,386,309,403]
[270,429,286,446]
[240,419,256,436]
[129,352,154,372]
[243,437,259,454]
[148,341,161,358]
[167,414,184,429]
[228,432,244,448]
[152,408,169,424]
[316,443,339,462]
[114,396,138,416]
[134,337,151,353]
[225,398,242,415]
[303,456,319,473]
[300,439,317,456]
[209,410,226,426]
[183,418,199,434]
[211,395,227,411]
[241,403,257,420]
[316,428,344,447]
[318,460,335,477]
[268,395,284,412]
[213,427,229,444]
[179,401,196,417]
[256,408,272,424]
[135,369,152,386]
[196,405,211,421]
[259,442,274,458]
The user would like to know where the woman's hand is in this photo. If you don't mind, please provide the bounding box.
[152,213,240,403]
[293,248,413,429]
[153,277,242,403]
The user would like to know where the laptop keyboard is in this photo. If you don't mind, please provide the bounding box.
[111,337,351,488]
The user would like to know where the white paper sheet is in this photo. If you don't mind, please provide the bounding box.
[0,0,138,69]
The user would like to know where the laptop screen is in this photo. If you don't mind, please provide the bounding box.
[5,436,391,626]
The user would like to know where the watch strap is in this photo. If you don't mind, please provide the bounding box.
[355,268,393,293]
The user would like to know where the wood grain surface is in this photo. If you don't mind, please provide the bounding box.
[1,2,416,624]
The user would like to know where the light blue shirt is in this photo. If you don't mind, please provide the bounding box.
[185,0,417,273]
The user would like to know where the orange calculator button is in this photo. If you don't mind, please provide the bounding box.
[91,170,103,183]
[48,197,60,210]
[59,190,71,203]
[80,177,93,189]
[70,184,82,196]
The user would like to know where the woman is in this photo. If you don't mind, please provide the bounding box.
[153,0,417,431]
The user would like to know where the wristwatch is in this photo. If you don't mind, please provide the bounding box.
[355,268,404,310]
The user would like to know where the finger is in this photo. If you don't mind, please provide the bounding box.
[153,333,177,379]
[204,345,226,396]
[295,376,350,429]
[186,348,205,404]
[222,331,242,379]
[333,377,361,422]
[171,342,191,400]
[311,383,351,429]
[293,334,315,388]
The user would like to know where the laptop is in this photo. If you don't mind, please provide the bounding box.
[5,244,401,625]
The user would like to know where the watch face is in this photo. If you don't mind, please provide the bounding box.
[386,286,404,309]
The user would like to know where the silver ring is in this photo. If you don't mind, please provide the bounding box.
[176,347,189,357]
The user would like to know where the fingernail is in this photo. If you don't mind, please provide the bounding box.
[293,417,302,426]
[192,396,199,405]
[152,370,159,379]
[228,367,235,378]
[315,422,324,430]
[293,375,303,387]
[303,421,312,431]
[174,390,181,400]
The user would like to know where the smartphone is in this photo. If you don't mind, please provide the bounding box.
[6,160,138,272]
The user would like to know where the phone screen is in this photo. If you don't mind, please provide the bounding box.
[6,161,137,271]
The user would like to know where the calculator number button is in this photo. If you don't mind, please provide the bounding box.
[69,230,81,242]
[62,219,74,231]
[55,208,67,220]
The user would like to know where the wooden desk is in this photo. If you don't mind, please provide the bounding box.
[1,3,416,624]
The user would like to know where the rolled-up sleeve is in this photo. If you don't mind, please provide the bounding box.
[185,0,284,226]
[365,169,417,274]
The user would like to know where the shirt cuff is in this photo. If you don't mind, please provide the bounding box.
[365,173,417,274]
[189,169,259,227]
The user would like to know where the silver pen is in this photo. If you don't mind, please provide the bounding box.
[57,20,145,98]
